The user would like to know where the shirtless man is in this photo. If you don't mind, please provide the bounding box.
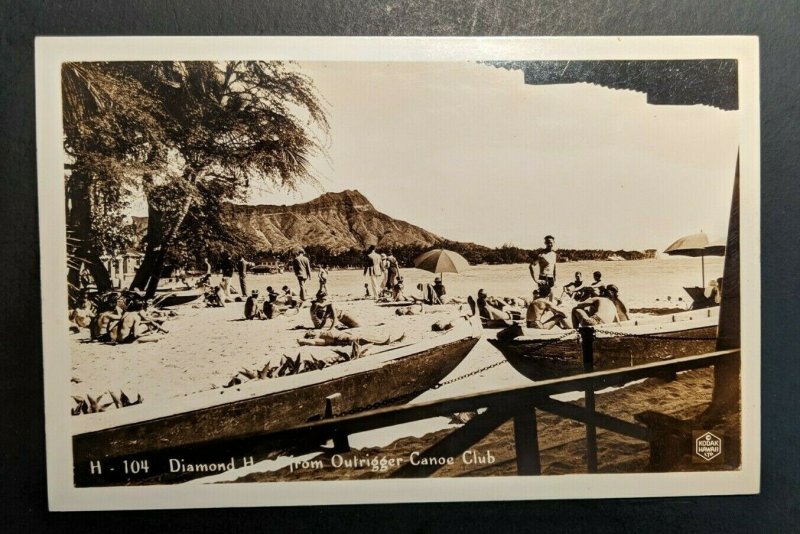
[91,297,126,341]
[563,271,583,296]
[529,235,557,297]
[113,301,168,343]
[69,297,96,330]
[309,291,361,329]
[570,287,619,328]
[526,290,570,329]
[476,289,512,321]
[244,290,266,320]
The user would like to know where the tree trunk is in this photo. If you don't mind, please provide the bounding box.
[129,201,166,291]
[67,171,112,306]
[143,195,193,298]
[130,179,195,299]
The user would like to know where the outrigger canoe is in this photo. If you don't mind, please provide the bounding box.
[488,307,719,381]
[72,315,482,486]
[152,288,205,308]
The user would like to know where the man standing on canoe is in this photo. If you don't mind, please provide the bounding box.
[529,234,557,297]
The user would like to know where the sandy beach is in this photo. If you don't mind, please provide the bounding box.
[69,259,737,482]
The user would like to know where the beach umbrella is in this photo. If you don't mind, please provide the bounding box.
[413,248,470,281]
[663,232,726,286]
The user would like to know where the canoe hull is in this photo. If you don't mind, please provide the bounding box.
[73,319,480,485]
[488,309,719,381]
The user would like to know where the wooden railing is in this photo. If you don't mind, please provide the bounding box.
[230,346,740,477]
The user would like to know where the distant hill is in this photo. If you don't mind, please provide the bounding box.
[130,190,655,267]
[220,190,443,253]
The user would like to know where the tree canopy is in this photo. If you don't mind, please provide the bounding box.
[62,60,328,301]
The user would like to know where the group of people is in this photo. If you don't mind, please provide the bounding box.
[70,294,168,344]
[363,245,402,300]
[476,235,630,330]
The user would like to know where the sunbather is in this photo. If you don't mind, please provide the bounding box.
[297,329,402,347]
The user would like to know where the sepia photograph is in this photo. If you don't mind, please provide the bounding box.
[36,37,760,509]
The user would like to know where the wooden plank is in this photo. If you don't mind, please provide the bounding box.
[535,397,650,441]
[389,409,510,478]
[513,407,541,475]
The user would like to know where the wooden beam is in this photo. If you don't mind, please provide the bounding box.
[513,407,541,475]
[535,397,650,441]
[389,409,510,478]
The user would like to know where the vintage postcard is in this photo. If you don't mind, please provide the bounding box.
[36,37,760,510]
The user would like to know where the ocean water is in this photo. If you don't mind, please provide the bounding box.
[248,256,725,310]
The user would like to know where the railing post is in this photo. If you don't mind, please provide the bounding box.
[513,407,541,475]
[578,326,598,473]
[324,393,351,452]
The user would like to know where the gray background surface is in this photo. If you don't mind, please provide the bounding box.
[1,1,797,531]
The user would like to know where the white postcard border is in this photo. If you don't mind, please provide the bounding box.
[36,36,760,511]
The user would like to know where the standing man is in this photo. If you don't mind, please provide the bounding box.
[292,248,312,301]
[220,252,235,298]
[529,235,557,297]
[237,255,255,296]
[363,245,383,299]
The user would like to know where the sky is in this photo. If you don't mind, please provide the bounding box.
[247,61,740,251]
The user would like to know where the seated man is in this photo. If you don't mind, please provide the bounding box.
[590,271,605,291]
[412,283,443,305]
[570,287,618,328]
[432,277,446,301]
[563,271,584,296]
[244,290,266,320]
[205,285,225,307]
[392,275,406,301]
[526,289,570,329]
[112,300,168,344]
[69,297,96,330]
[604,284,629,322]
[703,277,723,306]
[265,286,280,302]
[90,296,126,341]
[309,290,361,329]
[278,285,300,307]
[476,289,512,321]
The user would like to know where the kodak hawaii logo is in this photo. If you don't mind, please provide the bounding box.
[695,432,723,461]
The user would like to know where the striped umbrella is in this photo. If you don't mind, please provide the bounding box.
[412,249,470,281]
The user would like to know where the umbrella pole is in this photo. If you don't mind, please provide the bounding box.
[701,255,705,287]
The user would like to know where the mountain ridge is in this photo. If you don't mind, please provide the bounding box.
[220,189,443,252]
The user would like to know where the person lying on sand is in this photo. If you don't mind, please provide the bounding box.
[526,289,570,329]
[297,329,403,347]
[309,290,361,329]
